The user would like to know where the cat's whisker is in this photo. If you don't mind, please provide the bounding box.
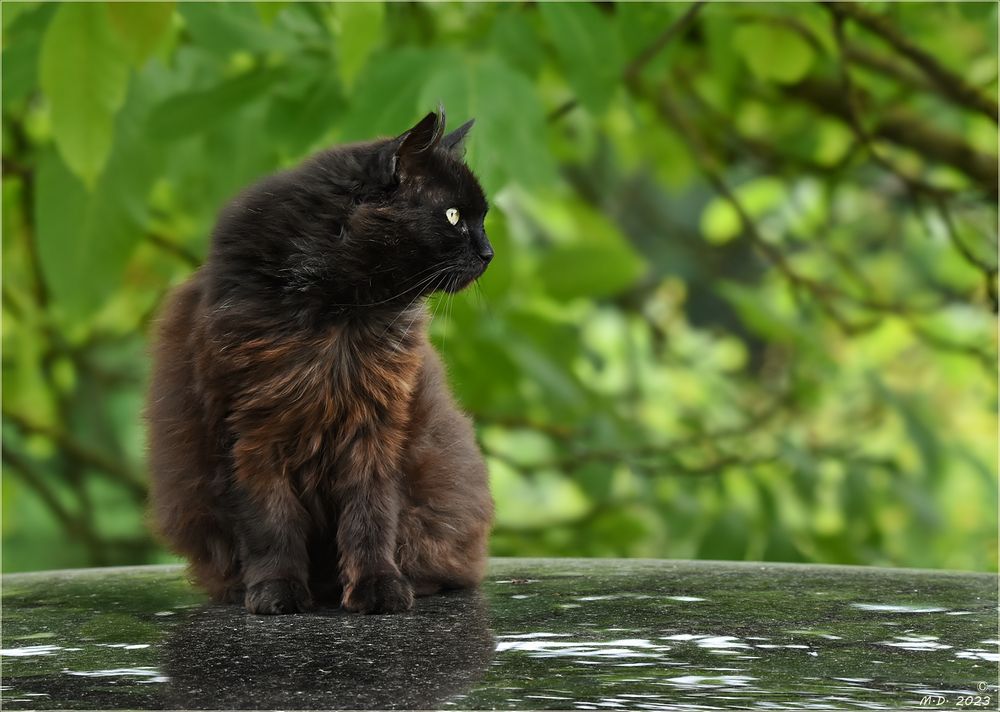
[390,258,462,295]
[378,263,461,340]
[440,275,459,350]
[333,263,453,310]
[361,264,453,311]
[392,272,449,354]
[472,281,493,318]
[427,274,450,337]
[398,260,459,284]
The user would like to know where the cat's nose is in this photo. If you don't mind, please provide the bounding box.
[479,244,494,265]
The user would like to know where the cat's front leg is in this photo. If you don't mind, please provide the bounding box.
[231,470,314,615]
[335,452,413,614]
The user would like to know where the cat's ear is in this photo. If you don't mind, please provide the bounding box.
[395,110,445,165]
[441,119,474,155]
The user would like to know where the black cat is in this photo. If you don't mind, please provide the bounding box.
[147,110,495,614]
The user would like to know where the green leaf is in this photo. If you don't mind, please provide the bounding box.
[700,199,742,244]
[267,73,345,157]
[489,9,545,78]
[341,48,447,141]
[734,22,815,84]
[434,302,523,416]
[717,280,800,345]
[697,510,750,561]
[254,2,287,26]
[575,462,614,501]
[762,526,808,563]
[146,66,287,141]
[739,177,785,213]
[2,2,41,31]
[519,194,647,300]
[157,100,277,240]
[539,3,624,114]
[334,2,385,90]
[699,177,786,244]
[179,3,298,58]
[34,151,140,319]
[617,3,679,59]
[32,82,163,320]
[419,55,556,193]
[40,3,130,187]
[107,2,175,66]
[1,4,56,106]
[813,120,854,166]
[505,307,582,374]
[591,509,651,553]
[541,243,646,301]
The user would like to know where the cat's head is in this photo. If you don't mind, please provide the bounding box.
[211,110,492,320]
[345,110,493,300]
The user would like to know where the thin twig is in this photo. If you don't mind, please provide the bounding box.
[484,397,789,472]
[2,409,147,500]
[145,232,201,268]
[623,1,707,84]
[785,76,997,199]
[932,199,999,313]
[825,1,998,123]
[652,83,882,334]
[828,12,963,202]
[547,1,707,123]
[908,323,996,370]
[1,444,107,564]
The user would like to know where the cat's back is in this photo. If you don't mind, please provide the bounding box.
[146,271,243,596]
[149,270,207,389]
[146,271,213,488]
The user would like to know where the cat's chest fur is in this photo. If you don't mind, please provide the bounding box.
[204,305,428,485]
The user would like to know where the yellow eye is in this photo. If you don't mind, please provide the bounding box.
[446,208,460,226]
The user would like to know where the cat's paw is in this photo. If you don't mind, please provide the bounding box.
[244,579,311,615]
[342,573,414,614]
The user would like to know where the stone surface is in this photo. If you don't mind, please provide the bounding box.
[1,559,997,710]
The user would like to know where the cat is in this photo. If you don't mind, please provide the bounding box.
[146,110,495,615]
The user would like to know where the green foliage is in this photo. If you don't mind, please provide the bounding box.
[147,65,289,141]
[734,22,815,84]
[539,3,624,113]
[39,3,129,186]
[333,2,385,90]
[106,3,175,66]
[2,2,997,575]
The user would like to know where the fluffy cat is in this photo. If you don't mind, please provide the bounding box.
[146,110,495,615]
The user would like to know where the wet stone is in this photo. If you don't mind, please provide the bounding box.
[1,559,997,710]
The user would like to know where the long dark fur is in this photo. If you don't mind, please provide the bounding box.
[146,111,495,615]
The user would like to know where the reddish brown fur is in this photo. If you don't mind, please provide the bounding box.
[148,111,494,615]
[147,269,493,614]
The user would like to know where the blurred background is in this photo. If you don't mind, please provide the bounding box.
[2,2,997,574]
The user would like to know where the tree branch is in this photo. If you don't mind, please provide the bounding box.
[2,444,107,564]
[484,397,789,473]
[786,76,998,200]
[932,199,998,313]
[145,232,201,269]
[2,409,147,500]
[670,65,862,178]
[547,1,707,123]
[646,82,886,334]
[908,323,996,370]
[825,1,999,123]
[623,1,707,84]
[3,120,49,308]
[844,43,935,96]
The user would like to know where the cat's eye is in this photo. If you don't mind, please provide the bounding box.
[445,208,460,226]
